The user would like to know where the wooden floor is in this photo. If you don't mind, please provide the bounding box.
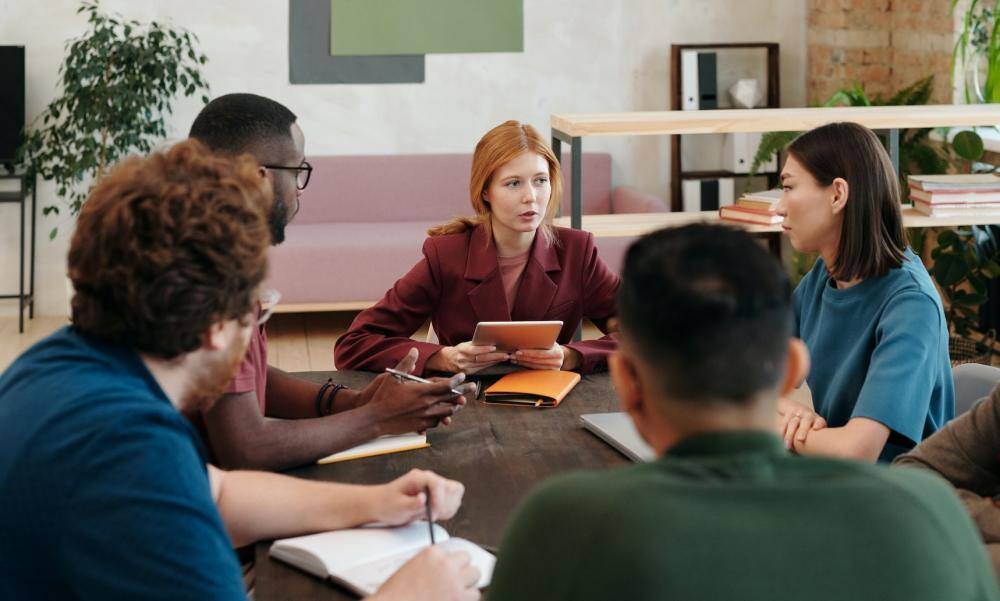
[0,313,603,373]
[0,315,70,373]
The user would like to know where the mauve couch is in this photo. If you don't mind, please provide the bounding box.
[265,153,666,309]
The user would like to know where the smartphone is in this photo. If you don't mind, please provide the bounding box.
[384,368,467,397]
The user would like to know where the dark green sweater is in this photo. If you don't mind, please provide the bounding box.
[489,431,999,601]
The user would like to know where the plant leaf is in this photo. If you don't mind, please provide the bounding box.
[954,130,986,161]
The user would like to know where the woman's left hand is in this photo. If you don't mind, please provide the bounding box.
[511,343,568,370]
[778,401,827,450]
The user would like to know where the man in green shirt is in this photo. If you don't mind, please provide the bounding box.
[489,224,999,601]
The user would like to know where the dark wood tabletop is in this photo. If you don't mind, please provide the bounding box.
[254,369,628,600]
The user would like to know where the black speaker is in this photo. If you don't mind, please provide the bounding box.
[0,46,25,168]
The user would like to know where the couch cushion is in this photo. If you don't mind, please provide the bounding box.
[266,221,435,304]
[295,152,613,225]
[268,221,633,306]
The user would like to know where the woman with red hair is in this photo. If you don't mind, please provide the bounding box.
[335,120,619,376]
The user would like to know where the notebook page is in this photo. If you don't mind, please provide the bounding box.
[271,521,449,574]
[346,537,496,596]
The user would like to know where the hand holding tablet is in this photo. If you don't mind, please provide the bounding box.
[427,321,565,374]
[471,321,563,352]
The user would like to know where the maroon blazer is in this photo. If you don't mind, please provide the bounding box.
[334,224,620,375]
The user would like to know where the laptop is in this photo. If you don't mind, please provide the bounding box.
[580,412,655,463]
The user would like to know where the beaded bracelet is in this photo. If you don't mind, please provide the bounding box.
[314,378,333,417]
[324,383,347,416]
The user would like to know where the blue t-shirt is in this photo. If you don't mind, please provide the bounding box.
[0,327,245,600]
[794,249,954,462]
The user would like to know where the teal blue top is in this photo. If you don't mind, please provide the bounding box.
[794,248,954,461]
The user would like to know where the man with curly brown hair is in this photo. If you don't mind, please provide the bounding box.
[188,93,469,470]
[0,140,482,601]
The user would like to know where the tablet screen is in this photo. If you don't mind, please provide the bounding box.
[471,321,563,352]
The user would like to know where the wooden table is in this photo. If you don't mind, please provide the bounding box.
[254,370,626,600]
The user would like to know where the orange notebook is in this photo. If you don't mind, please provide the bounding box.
[483,370,581,408]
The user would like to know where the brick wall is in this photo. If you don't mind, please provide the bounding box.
[808,0,956,104]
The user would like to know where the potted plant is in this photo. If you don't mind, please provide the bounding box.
[17,0,210,239]
[931,227,1000,364]
[953,0,1000,103]
[749,76,965,181]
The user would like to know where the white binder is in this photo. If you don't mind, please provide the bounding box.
[681,50,699,110]
[723,132,777,174]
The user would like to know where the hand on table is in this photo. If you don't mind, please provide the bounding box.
[511,343,580,371]
[433,342,510,374]
[777,399,827,450]
[371,546,480,601]
[368,468,465,526]
[357,349,475,434]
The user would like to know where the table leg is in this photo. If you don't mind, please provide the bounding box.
[571,136,581,230]
[29,174,36,320]
[18,178,25,334]
[888,128,900,175]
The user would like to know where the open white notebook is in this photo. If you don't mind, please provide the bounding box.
[269,521,495,596]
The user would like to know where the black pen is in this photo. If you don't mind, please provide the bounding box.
[424,485,436,545]
[385,367,465,397]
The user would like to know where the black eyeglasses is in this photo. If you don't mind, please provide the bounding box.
[262,160,312,190]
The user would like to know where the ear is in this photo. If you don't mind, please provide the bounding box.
[203,320,230,352]
[779,338,810,397]
[609,352,643,416]
[830,177,849,215]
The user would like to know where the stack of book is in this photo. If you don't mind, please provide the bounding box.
[719,188,783,225]
[908,174,1000,217]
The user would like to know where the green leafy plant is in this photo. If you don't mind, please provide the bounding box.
[750,76,954,179]
[953,0,1000,103]
[17,0,210,238]
[931,228,1000,337]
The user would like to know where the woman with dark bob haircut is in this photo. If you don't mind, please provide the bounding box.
[774,122,953,463]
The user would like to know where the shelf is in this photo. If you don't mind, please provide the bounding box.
[679,170,778,179]
[552,104,1000,138]
[554,208,1000,238]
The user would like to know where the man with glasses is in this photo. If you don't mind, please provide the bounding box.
[0,141,481,600]
[188,93,467,471]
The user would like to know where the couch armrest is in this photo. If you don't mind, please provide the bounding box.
[611,186,668,214]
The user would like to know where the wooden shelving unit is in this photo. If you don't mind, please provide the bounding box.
[669,43,779,212]
[550,103,1000,230]
[554,207,1000,239]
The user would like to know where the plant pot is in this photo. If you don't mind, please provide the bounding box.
[949,334,995,366]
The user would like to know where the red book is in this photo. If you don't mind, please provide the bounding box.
[719,205,783,225]
[909,186,1000,204]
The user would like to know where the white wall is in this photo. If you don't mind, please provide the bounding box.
[0,0,806,317]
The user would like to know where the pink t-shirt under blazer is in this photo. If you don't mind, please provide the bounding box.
[497,251,530,314]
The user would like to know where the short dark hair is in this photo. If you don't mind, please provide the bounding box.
[189,93,297,158]
[68,139,272,359]
[787,121,906,281]
[618,224,792,404]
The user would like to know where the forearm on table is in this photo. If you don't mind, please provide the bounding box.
[563,340,615,373]
[266,366,364,419]
[792,418,889,462]
[264,366,319,418]
[210,465,378,547]
[424,347,453,373]
[210,408,381,471]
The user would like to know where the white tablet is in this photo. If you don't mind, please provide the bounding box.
[471,321,563,352]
